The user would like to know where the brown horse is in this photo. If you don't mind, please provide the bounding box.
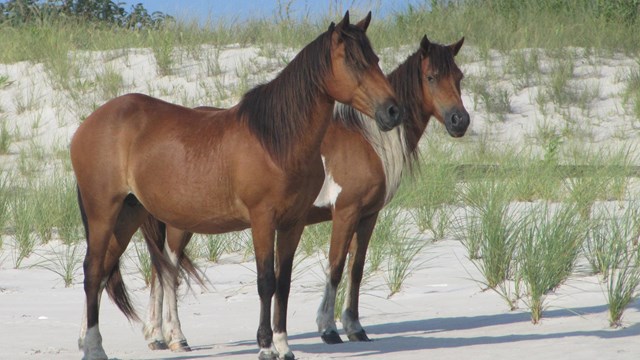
[140,35,468,349]
[71,12,400,360]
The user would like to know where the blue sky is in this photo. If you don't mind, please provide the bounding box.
[119,0,426,23]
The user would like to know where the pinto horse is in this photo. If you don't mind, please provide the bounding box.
[139,35,469,349]
[71,12,401,360]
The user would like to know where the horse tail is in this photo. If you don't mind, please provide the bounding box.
[78,186,139,321]
[179,247,206,288]
[105,261,140,322]
[140,215,206,288]
[76,186,89,241]
[140,215,179,286]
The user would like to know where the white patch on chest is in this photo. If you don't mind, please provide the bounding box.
[313,156,342,208]
[334,104,408,205]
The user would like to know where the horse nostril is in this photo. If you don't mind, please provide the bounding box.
[451,113,460,126]
[387,105,400,121]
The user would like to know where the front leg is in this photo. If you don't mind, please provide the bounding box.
[316,207,360,344]
[251,214,278,360]
[342,212,378,342]
[272,223,305,360]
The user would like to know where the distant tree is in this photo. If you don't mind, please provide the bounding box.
[0,0,172,28]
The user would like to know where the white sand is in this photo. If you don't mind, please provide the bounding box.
[0,43,639,359]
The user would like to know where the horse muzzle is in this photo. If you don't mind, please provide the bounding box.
[444,108,470,137]
[374,100,403,132]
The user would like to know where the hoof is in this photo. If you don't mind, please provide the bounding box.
[321,330,343,344]
[281,351,295,360]
[258,350,279,360]
[347,330,372,342]
[169,340,191,352]
[148,340,168,350]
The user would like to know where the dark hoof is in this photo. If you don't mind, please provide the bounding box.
[148,340,168,350]
[321,330,344,344]
[347,330,372,342]
[281,352,295,360]
[169,340,191,352]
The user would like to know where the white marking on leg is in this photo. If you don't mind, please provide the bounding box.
[273,332,292,358]
[82,326,107,360]
[316,270,338,334]
[143,275,165,344]
[79,280,105,351]
[313,156,342,208]
[162,244,188,348]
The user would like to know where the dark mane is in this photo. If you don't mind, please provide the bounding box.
[237,22,376,166]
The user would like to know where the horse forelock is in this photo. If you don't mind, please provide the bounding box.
[340,23,379,75]
[237,29,333,166]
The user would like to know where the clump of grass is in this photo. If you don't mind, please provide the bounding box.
[545,56,575,108]
[518,204,587,324]
[622,65,640,120]
[506,49,541,90]
[385,229,424,297]
[464,180,521,290]
[29,171,82,245]
[11,190,39,268]
[299,221,331,257]
[606,249,640,327]
[131,238,152,287]
[96,67,125,100]
[0,117,12,154]
[0,74,9,88]
[33,243,83,287]
[368,208,404,272]
[0,172,11,246]
[150,30,176,76]
[200,233,228,263]
[408,163,459,235]
[466,74,512,121]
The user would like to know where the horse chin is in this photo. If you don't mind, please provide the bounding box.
[446,127,467,138]
[374,113,398,132]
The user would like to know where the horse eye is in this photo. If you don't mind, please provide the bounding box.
[426,75,435,83]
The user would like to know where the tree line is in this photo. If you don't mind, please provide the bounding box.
[0,0,172,28]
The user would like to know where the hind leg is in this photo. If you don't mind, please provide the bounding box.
[162,228,193,352]
[78,194,149,360]
[144,270,168,350]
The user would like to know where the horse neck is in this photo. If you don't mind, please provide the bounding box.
[237,32,334,170]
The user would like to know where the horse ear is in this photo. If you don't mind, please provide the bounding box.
[449,37,465,56]
[328,21,336,32]
[336,10,350,29]
[355,11,372,32]
[333,11,350,44]
[420,35,431,56]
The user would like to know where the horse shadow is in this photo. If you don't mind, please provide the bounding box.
[213,302,640,357]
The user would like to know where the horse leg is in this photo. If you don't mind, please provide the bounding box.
[78,194,148,360]
[162,228,193,352]
[251,214,277,360]
[272,223,305,360]
[316,208,359,344]
[144,269,168,350]
[342,212,378,342]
